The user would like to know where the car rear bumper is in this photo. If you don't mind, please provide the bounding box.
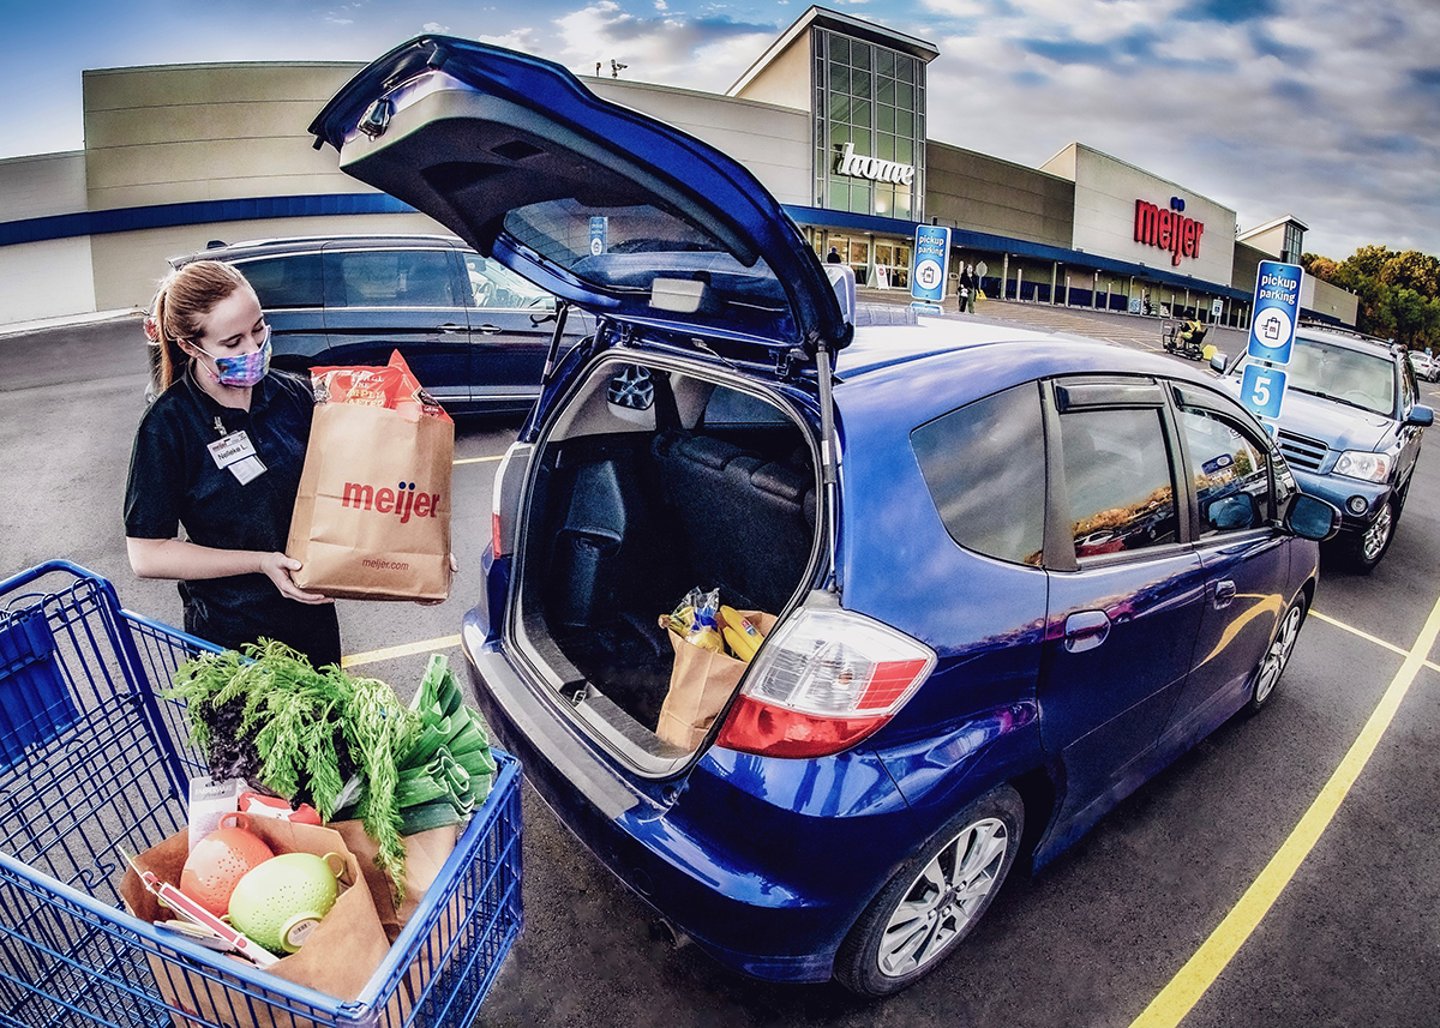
[460,612,918,983]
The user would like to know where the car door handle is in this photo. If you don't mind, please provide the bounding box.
[1063,610,1111,653]
[474,323,503,335]
[437,323,467,334]
[1212,579,1236,609]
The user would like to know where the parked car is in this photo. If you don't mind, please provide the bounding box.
[1408,349,1438,383]
[156,234,593,413]
[311,36,1341,996]
[1212,325,1431,571]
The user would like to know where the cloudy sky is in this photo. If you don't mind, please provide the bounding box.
[4,0,1437,259]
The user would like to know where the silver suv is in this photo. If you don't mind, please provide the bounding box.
[1216,325,1432,571]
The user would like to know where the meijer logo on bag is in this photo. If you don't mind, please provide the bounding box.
[340,480,441,524]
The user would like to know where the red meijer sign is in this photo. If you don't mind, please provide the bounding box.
[1134,199,1204,266]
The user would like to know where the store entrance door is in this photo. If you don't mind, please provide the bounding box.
[820,235,873,286]
[873,240,912,290]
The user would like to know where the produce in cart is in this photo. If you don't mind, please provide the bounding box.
[166,644,495,901]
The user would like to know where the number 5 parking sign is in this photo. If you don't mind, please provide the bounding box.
[1241,363,1287,420]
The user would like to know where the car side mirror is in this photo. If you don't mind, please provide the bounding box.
[1203,492,1259,532]
[1405,403,1434,427]
[1285,493,1340,542]
[1209,353,1230,374]
[823,264,857,326]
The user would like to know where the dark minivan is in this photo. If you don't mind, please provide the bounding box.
[166,234,592,413]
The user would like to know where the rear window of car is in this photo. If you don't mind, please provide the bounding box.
[234,254,323,309]
[911,383,1046,566]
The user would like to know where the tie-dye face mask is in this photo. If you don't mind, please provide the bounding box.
[196,327,272,387]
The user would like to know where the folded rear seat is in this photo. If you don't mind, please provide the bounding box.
[652,432,816,613]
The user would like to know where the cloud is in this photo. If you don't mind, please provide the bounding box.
[423,22,449,33]
[909,0,1440,256]
[477,1,778,90]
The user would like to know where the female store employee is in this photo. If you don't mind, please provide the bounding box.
[123,260,341,667]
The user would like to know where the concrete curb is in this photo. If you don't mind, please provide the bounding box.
[0,308,142,340]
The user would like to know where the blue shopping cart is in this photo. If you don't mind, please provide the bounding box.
[0,561,522,1027]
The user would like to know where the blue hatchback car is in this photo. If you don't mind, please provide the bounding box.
[312,37,1341,995]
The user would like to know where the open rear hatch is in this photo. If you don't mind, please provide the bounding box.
[308,35,849,358]
[311,38,855,771]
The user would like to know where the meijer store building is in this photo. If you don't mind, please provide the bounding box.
[0,5,1356,328]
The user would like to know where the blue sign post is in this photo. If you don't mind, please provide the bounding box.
[1241,259,1304,423]
[910,225,952,304]
[1240,364,1288,421]
[589,216,608,257]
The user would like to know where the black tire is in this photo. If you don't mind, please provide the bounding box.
[1246,593,1307,713]
[834,785,1023,997]
[1345,497,1397,574]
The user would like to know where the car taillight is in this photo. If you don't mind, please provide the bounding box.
[490,442,529,558]
[715,606,936,759]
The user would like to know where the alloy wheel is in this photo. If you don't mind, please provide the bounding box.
[1254,603,1303,705]
[1361,502,1393,563]
[877,817,1009,978]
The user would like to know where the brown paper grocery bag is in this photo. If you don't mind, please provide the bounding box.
[331,821,459,940]
[656,609,775,750]
[120,819,391,1028]
[287,402,453,601]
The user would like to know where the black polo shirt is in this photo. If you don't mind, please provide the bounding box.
[124,369,321,645]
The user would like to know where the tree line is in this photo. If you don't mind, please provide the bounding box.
[1302,246,1440,351]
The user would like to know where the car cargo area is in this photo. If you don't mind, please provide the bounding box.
[512,358,820,752]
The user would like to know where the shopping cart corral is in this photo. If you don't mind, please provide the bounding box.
[0,561,521,1027]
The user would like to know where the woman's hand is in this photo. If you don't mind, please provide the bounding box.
[260,552,332,604]
[416,553,459,606]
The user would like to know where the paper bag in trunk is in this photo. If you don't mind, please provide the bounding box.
[120,818,390,1028]
[287,401,453,601]
[656,609,776,750]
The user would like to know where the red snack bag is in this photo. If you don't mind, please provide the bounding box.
[310,351,452,423]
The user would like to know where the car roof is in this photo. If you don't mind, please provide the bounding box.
[834,319,1229,430]
[1294,324,1400,358]
[838,317,1184,382]
[168,233,467,267]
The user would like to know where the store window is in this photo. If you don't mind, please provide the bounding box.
[813,27,925,223]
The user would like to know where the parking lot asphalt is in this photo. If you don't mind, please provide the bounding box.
[3,305,1437,1028]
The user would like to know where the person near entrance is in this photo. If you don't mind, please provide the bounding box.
[826,245,843,264]
[958,263,976,313]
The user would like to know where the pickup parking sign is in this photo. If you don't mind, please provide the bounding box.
[1241,260,1303,425]
[910,225,951,304]
[1240,363,1288,421]
[1247,260,1303,365]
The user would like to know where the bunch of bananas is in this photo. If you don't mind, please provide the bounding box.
[719,605,763,663]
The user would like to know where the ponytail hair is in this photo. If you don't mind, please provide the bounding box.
[149,260,251,392]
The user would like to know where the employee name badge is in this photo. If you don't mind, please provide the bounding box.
[207,431,267,484]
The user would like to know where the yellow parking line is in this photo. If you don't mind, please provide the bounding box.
[1309,610,1408,657]
[1130,594,1440,1028]
[1312,609,1440,673]
[341,634,462,668]
[453,455,504,466]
